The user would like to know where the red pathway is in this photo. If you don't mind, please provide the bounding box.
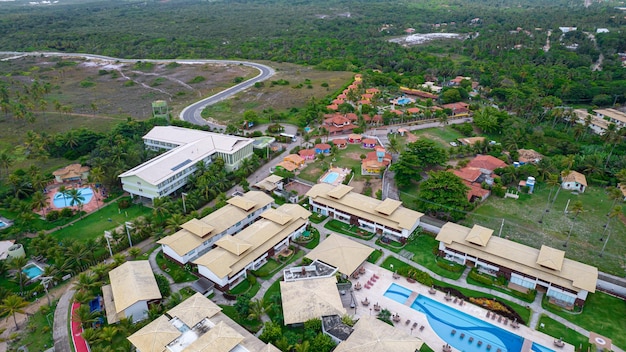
[70,302,90,352]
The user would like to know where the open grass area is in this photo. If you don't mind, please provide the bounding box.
[367,249,383,264]
[9,303,56,352]
[324,219,376,240]
[536,315,593,351]
[408,126,466,149]
[252,249,306,278]
[50,200,152,243]
[228,278,261,297]
[298,144,378,183]
[464,184,626,276]
[542,291,626,349]
[155,251,197,283]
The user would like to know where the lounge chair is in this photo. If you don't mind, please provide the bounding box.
[451,329,456,335]
[460,333,465,339]
[487,345,491,350]
[453,298,458,304]
[405,319,411,325]
[498,317,502,323]
[419,325,425,332]
[413,322,418,329]
[486,312,491,318]
[504,319,508,325]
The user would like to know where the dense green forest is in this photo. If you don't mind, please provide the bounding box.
[1,0,625,108]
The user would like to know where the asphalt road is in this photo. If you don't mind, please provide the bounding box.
[0,51,276,129]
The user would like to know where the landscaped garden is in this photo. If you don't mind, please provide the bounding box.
[297,143,377,184]
[324,219,376,240]
[537,315,593,351]
[466,268,537,303]
[155,250,198,283]
[252,249,305,279]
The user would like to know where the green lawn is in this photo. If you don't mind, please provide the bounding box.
[51,201,152,243]
[324,219,376,240]
[298,144,379,183]
[155,251,197,283]
[219,305,262,333]
[367,249,383,264]
[408,126,465,149]
[228,278,261,296]
[542,291,626,349]
[10,303,56,351]
[465,184,626,276]
[536,315,593,351]
[466,275,536,303]
[407,235,465,280]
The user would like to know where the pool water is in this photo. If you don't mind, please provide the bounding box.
[321,172,339,184]
[397,98,412,105]
[0,221,6,228]
[383,284,554,352]
[23,264,43,279]
[53,187,94,208]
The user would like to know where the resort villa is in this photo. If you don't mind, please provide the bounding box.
[280,277,346,325]
[561,170,587,193]
[306,234,374,276]
[574,108,626,135]
[334,317,423,352]
[361,147,392,176]
[157,191,273,265]
[193,204,311,290]
[128,293,279,352]
[254,175,284,193]
[436,222,598,307]
[119,126,254,201]
[102,261,162,324]
[52,163,90,183]
[306,183,423,242]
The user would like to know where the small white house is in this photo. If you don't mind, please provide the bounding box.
[561,171,587,193]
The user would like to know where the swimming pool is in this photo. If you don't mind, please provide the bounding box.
[321,172,339,184]
[53,187,94,208]
[397,97,412,105]
[383,284,554,352]
[0,221,6,228]
[23,263,43,280]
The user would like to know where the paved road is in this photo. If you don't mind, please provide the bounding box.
[0,51,276,130]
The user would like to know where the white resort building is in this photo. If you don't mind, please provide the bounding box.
[157,191,274,265]
[119,126,254,201]
[436,222,598,307]
[193,204,311,290]
[306,183,423,242]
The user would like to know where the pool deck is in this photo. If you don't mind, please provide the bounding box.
[349,262,574,352]
[37,183,104,215]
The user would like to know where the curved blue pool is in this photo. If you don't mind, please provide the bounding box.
[397,98,412,105]
[383,284,554,352]
[321,172,339,184]
[53,187,94,208]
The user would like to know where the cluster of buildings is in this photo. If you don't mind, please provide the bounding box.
[574,108,626,135]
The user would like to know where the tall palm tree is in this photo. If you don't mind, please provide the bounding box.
[247,298,269,323]
[58,185,69,207]
[600,205,622,257]
[0,294,28,329]
[73,272,101,295]
[67,188,86,212]
[8,256,27,293]
[165,214,186,233]
[564,200,583,247]
[31,191,49,216]
[99,326,118,344]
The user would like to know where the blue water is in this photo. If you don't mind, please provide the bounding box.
[397,98,412,105]
[322,172,339,184]
[383,284,554,352]
[53,187,94,208]
[0,221,6,228]
[304,127,311,132]
[23,264,43,279]
[383,283,412,303]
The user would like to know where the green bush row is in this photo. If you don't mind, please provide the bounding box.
[468,268,494,286]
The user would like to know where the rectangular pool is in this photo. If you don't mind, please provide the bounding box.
[23,263,44,280]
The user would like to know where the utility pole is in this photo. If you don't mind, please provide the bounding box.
[498,218,505,237]
[104,231,113,258]
[125,222,134,247]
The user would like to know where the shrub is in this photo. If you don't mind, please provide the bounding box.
[188,76,206,84]
[155,274,171,297]
[46,210,60,221]
[469,268,494,286]
[304,318,322,332]
[118,198,131,209]
[60,207,74,218]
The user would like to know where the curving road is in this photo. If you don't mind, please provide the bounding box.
[0,52,275,129]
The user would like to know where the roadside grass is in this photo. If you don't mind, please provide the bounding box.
[542,291,626,349]
[536,315,592,351]
[408,127,465,149]
[298,144,378,183]
[155,251,197,283]
[50,201,152,243]
[463,184,626,276]
[465,275,536,303]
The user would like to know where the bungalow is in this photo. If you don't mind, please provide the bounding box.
[366,88,380,94]
[102,261,162,323]
[332,139,348,149]
[334,317,423,352]
[306,183,423,242]
[451,168,490,202]
[441,102,470,116]
[323,114,357,135]
[363,114,383,125]
[332,99,345,105]
[361,147,392,176]
[390,109,403,116]
[298,149,316,160]
[327,104,339,111]
[157,191,273,265]
[281,277,346,326]
[436,222,597,307]
[284,154,305,168]
[254,175,284,193]
[561,171,587,193]
[128,293,278,352]
[448,76,472,86]
[361,138,377,149]
[315,143,332,154]
[348,134,362,143]
[193,204,311,290]
[276,160,299,172]
[53,164,90,183]
[399,87,439,100]
[305,235,374,276]
[407,107,421,115]
[361,93,374,100]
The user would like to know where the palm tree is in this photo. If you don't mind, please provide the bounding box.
[73,272,101,295]
[165,214,185,233]
[0,294,28,330]
[152,197,170,221]
[0,150,14,179]
[294,341,311,352]
[67,188,86,212]
[8,256,27,293]
[564,200,583,247]
[600,205,621,242]
[31,191,49,216]
[58,185,69,207]
[385,134,402,154]
[247,299,269,323]
[600,206,622,256]
[80,328,100,345]
[99,326,118,344]
[72,304,100,328]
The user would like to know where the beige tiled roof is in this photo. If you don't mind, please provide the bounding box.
[193,204,311,279]
[108,261,161,314]
[562,170,587,187]
[167,293,222,327]
[306,183,423,232]
[375,198,402,215]
[281,277,346,325]
[464,225,493,246]
[101,284,123,324]
[260,208,293,225]
[327,184,353,199]
[185,321,244,352]
[254,175,283,192]
[596,108,626,123]
[158,191,273,257]
[306,235,374,275]
[181,218,215,237]
[215,236,253,255]
[52,163,90,178]
[436,222,597,292]
[334,316,423,352]
[227,196,257,211]
[127,315,180,352]
[536,245,565,271]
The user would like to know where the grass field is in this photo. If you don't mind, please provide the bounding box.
[408,126,466,149]
[50,200,151,243]
[463,184,626,276]
[536,315,592,351]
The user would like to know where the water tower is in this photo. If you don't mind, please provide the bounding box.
[526,176,536,193]
[151,100,169,120]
